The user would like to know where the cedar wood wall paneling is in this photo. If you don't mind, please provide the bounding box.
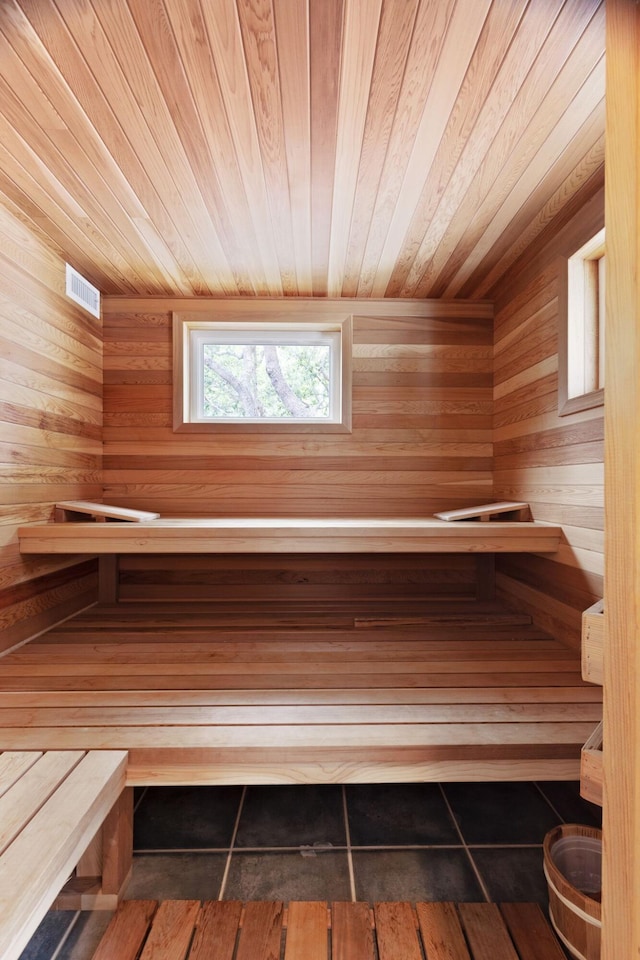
[0,0,605,300]
[0,185,606,625]
[493,188,605,650]
[103,298,493,602]
[0,198,101,653]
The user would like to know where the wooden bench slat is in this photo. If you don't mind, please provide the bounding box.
[235,901,284,960]
[0,750,127,960]
[415,902,471,960]
[457,904,519,960]
[498,903,566,960]
[331,902,375,960]
[375,903,422,960]
[0,702,602,727]
[93,900,158,960]
[283,902,328,960]
[188,901,242,960]
[0,751,43,798]
[18,515,562,555]
[139,900,200,960]
[0,751,84,855]
[0,720,597,750]
[0,687,603,707]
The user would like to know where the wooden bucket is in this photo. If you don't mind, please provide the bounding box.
[543,824,602,960]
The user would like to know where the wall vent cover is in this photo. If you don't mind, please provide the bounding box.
[65,264,101,318]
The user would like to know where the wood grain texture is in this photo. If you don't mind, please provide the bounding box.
[0,0,604,299]
[416,902,471,960]
[18,518,562,556]
[92,900,158,960]
[0,602,600,784]
[602,3,640,956]
[283,902,328,960]
[332,901,375,960]
[0,199,101,655]
[188,901,242,960]
[86,900,565,960]
[102,297,493,524]
[458,904,518,960]
[0,749,127,960]
[493,191,605,650]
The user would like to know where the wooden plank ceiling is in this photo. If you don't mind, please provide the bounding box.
[0,0,604,299]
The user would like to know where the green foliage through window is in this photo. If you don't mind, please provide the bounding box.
[201,342,331,420]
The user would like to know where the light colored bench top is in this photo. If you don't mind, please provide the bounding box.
[18,516,562,554]
[55,501,161,522]
[0,749,128,960]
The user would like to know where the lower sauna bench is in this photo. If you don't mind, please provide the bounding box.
[0,749,128,960]
[0,600,601,785]
[90,899,566,960]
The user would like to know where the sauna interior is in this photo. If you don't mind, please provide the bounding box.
[1,0,638,958]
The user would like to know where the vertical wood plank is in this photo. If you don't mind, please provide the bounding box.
[457,903,518,960]
[139,900,200,960]
[101,786,133,897]
[475,556,495,601]
[603,1,640,958]
[235,901,283,960]
[284,901,328,960]
[499,903,565,960]
[331,901,374,960]
[99,557,119,604]
[374,902,422,960]
[187,901,242,960]
[309,0,344,295]
[415,902,471,960]
[93,900,158,960]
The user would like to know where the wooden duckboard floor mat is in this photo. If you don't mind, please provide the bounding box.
[0,600,601,785]
[92,899,566,960]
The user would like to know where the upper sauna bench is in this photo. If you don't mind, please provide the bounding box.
[18,501,562,555]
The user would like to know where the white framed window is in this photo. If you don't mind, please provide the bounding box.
[173,312,352,433]
[559,227,605,416]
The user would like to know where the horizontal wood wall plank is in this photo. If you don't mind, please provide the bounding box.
[493,192,604,649]
[100,296,495,600]
[0,200,100,653]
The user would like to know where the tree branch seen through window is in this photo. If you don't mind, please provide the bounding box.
[201,342,331,420]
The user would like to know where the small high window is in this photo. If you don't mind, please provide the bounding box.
[173,312,352,433]
[559,228,605,415]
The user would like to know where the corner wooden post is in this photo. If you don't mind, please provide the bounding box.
[101,787,134,899]
[56,787,133,910]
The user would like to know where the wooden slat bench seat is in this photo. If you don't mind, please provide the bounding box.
[0,601,601,785]
[18,515,563,554]
[0,749,128,960]
[90,899,566,960]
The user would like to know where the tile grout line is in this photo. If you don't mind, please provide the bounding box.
[49,911,82,960]
[218,785,247,901]
[532,782,567,823]
[341,785,357,902]
[438,784,492,903]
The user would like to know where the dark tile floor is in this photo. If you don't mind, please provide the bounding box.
[20,780,601,960]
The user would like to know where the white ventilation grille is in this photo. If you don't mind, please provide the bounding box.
[65,264,101,318]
